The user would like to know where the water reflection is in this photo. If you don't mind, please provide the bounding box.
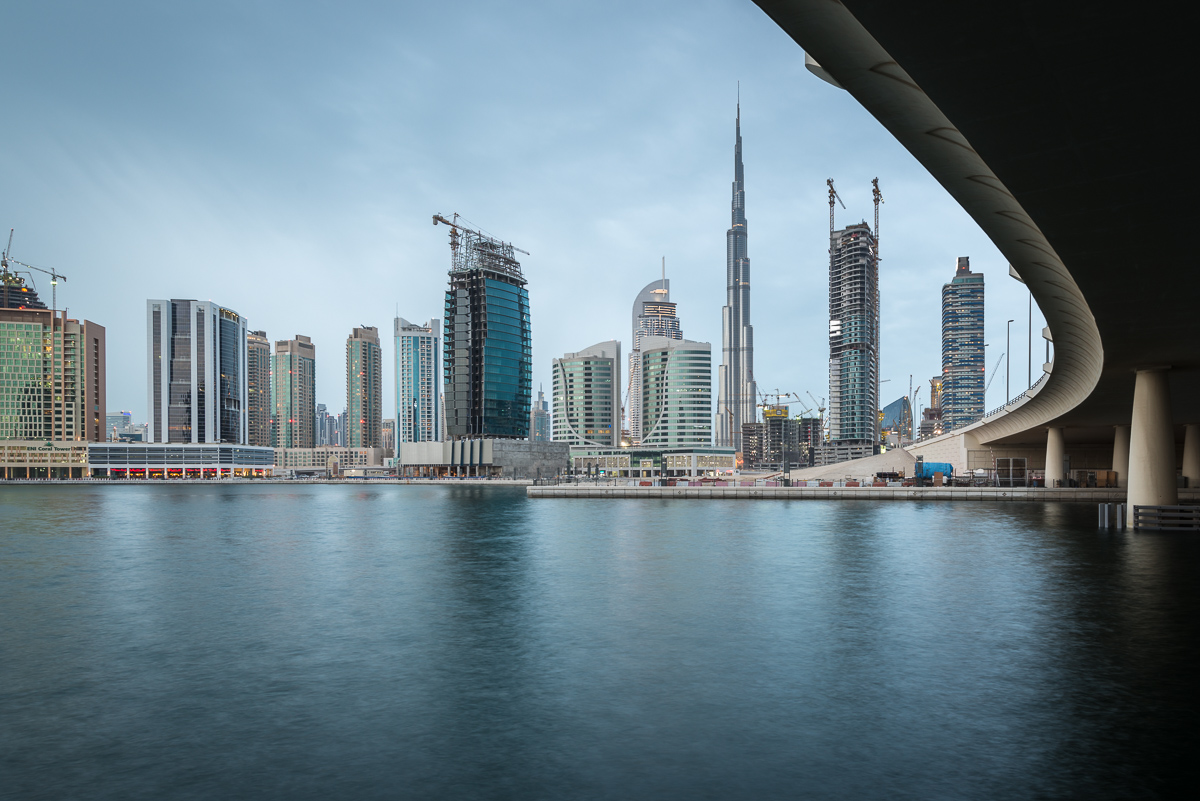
[1,488,1196,799]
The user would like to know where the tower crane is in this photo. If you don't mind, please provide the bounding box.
[806,391,829,442]
[2,229,67,312]
[432,213,530,256]
[827,179,846,234]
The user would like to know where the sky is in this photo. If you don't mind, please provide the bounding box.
[1,0,1046,427]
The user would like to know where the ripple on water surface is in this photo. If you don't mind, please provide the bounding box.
[1,484,1198,800]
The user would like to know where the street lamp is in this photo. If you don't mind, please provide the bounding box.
[1006,319,1014,404]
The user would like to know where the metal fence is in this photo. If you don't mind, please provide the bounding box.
[1132,505,1200,531]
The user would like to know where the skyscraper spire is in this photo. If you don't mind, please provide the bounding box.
[717,94,756,450]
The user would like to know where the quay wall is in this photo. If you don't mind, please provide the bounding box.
[528,485,1200,502]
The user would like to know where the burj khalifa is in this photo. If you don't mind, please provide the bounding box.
[717,100,756,450]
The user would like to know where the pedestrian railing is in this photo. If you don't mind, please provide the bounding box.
[1132,505,1200,531]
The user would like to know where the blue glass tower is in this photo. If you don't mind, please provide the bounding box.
[440,217,532,439]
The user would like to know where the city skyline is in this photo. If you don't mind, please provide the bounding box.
[1,1,1046,427]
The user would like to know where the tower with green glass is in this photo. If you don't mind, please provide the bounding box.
[439,217,531,439]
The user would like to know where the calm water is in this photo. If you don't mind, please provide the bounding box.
[2,485,1197,800]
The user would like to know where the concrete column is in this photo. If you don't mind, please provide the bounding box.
[1183,424,1200,489]
[1127,369,1177,525]
[1112,425,1130,488]
[1045,427,1065,487]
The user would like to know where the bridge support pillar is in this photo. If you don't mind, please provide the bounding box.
[1112,425,1130,488]
[1045,427,1065,487]
[1128,369,1177,526]
[1183,424,1200,489]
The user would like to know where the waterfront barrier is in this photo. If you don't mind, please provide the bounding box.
[528,485,1200,503]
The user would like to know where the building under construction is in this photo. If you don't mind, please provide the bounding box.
[742,405,812,471]
[436,214,532,439]
[821,220,880,464]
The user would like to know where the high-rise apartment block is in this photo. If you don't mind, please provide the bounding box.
[920,375,944,439]
[272,334,316,448]
[1,272,106,442]
[941,257,985,430]
[529,385,550,442]
[639,336,711,449]
[552,340,621,447]
[824,223,880,463]
[440,218,531,439]
[395,317,440,443]
[246,329,271,446]
[146,299,247,444]
[628,276,682,445]
[717,101,757,451]
[346,326,382,449]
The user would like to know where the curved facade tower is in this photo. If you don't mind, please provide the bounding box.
[627,276,681,445]
[717,101,756,449]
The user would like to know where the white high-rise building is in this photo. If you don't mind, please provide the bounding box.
[628,274,682,444]
[395,317,440,443]
[640,337,712,449]
[146,299,248,444]
[552,340,621,447]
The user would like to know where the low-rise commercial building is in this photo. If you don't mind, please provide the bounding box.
[396,439,567,478]
[2,440,90,479]
[570,446,736,479]
[88,443,274,479]
[274,446,384,477]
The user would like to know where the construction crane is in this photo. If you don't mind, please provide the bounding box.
[985,352,1005,393]
[806,391,829,441]
[872,178,883,251]
[757,389,799,409]
[432,213,530,256]
[826,178,846,235]
[2,228,67,312]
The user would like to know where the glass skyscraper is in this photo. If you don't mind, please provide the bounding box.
[441,221,531,439]
[346,326,382,449]
[395,317,440,443]
[717,100,757,451]
[246,330,271,447]
[2,271,106,443]
[272,334,316,448]
[941,257,985,430]
[146,299,247,444]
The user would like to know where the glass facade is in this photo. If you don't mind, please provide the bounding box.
[346,327,382,449]
[444,270,531,439]
[827,223,880,449]
[395,318,440,443]
[148,299,247,444]
[640,337,712,449]
[272,336,316,448]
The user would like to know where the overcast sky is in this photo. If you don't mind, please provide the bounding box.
[1,0,1045,426]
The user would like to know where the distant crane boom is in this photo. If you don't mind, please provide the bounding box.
[1,228,67,311]
[985,353,1005,393]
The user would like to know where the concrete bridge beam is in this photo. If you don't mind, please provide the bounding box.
[1127,369,1178,525]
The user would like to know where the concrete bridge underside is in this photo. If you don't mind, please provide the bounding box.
[752,1,1197,515]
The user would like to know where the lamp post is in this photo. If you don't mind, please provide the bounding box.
[1006,319,1014,404]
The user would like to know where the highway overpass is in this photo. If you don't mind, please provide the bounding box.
[753,1,1196,521]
